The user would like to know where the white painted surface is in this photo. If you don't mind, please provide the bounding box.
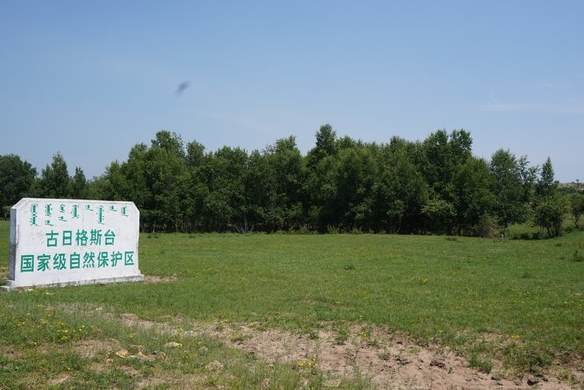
[5,198,143,289]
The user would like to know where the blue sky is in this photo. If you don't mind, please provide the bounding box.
[1,1,583,182]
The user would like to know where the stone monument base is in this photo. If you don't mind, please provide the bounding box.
[2,274,145,291]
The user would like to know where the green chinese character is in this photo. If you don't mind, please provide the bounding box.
[46,230,59,247]
[63,230,73,246]
[111,251,122,267]
[83,252,95,268]
[124,251,135,266]
[76,230,88,246]
[70,253,81,269]
[53,253,66,270]
[97,252,108,268]
[20,255,34,273]
[37,254,50,272]
[90,229,103,246]
[104,230,115,245]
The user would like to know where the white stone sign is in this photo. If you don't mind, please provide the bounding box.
[4,198,144,290]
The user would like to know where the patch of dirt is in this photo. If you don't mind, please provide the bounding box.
[75,311,584,390]
[48,374,71,386]
[1,345,24,360]
[119,312,161,329]
[191,322,582,390]
[143,274,178,284]
[135,373,206,390]
[73,338,122,359]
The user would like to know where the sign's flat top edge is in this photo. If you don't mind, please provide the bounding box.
[13,198,137,208]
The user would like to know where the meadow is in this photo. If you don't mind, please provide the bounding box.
[1,220,583,389]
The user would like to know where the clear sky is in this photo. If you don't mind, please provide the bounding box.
[1,1,583,182]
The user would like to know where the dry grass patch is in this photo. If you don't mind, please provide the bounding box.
[143,274,179,283]
[73,338,122,359]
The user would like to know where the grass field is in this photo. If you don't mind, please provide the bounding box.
[1,220,583,389]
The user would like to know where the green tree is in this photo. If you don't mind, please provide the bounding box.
[571,194,584,230]
[420,129,473,198]
[305,126,341,231]
[305,153,341,232]
[71,167,87,199]
[531,157,566,237]
[535,157,557,200]
[307,139,379,232]
[151,130,186,159]
[417,130,473,234]
[84,174,112,200]
[101,132,190,232]
[373,137,427,233]
[185,140,206,169]
[421,198,457,235]
[451,156,496,235]
[200,146,248,232]
[144,131,189,232]
[183,140,207,231]
[119,144,151,211]
[101,160,132,201]
[69,128,567,236]
[242,150,274,232]
[263,136,306,231]
[0,154,37,216]
[306,124,337,168]
[39,153,72,198]
[489,149,535,229]
[334,146,377,231]
[534,195,568,237]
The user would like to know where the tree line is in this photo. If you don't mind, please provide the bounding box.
[1,126,583,237]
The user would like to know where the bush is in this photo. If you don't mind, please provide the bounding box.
[534,196,568,237]
[474,214,497,238]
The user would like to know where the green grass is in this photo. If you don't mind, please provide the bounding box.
[1,220,584,388]
[136,232,584,348]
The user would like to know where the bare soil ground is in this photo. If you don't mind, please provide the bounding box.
[114,312,584,390]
